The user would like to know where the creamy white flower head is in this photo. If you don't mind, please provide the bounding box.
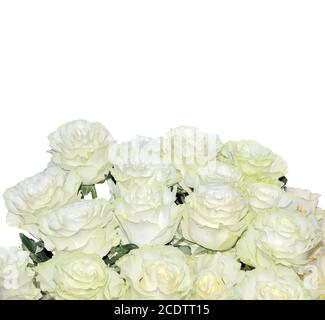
[220,140,287,185]
[164,126,222,188]
[248,183,295,213]
[36,251,126,300]
[303,247,325,299]
[181,183,250,250]
[38,198,120,257]
[114,183,182,246]
[236,265,310,300]
[0,247,41,300]
[4,165,81,237]
[190,251,242,300]
[48,120,115,184]
[185,161,244,190]
[237,210,322,271]
[116,245,194,300]
[286,187,321,215]
[109,136,178,188]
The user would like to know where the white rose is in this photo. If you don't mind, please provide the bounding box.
[36,251,126,300]
[178,160,244,191]
[286,187,321,215]
[190,251,242,300]
[248,183,295,213]
[0,247,41,300]
[3,165,81,237]
[48,120,115,184]
[220,140,287,185]
[237,210,322,271]
[164,126,222,188]
[303,247,325,299]
[236,265,310,300]
[181,183,250,250]
[116,245,194,299]
[110,136,178,188]
[114,182,182,246]
[194,161,244,189]
[38,198,120,257]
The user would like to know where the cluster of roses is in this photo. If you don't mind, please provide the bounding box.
[0,120,324,300]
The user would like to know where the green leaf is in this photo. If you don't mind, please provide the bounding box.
[103,244,138,266]
[20,233,52,265]
[90,186,97,199]
[78,184,97,199]
[279,176,288,190]
[240,262,255,271]
[78,185,91,198]
[20,233,37,253]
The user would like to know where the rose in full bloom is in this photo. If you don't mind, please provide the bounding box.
[190,251,242,300]
[247,183,295,214]
[48,120,115,184]
[194,161,244,190]
[0,247,41,300]
[303,247,325,299]
[109,136,178,188]
[164,126,222,189]
[181,183,250,250]
[114,182,182,246]
[3,165,81,237]
[220,140,288,185]
[36,251,126,300]
[236,265,310,300]
[116,245,194,299]
[237,210,322,271]
[38,198,120,257]
[286,187,321,215]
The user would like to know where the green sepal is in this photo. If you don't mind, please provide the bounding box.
[103,244,138,267]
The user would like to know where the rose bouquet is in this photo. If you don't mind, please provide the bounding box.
[1,120,324,300]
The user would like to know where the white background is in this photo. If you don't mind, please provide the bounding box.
[0,1,324,247]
